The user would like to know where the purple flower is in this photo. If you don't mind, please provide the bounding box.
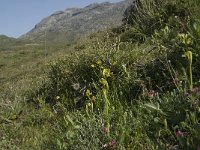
[102,139,117,149]
[109,139,117,148]
[176,130,184,137]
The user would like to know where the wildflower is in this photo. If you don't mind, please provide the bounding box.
[56,96,60,100]
[91,96,96,101]
[176,130,184,137]
[148,90,156,98]
[109,139,117,148]
[102,144,108,148]
[102,139,117,149]
[72,83,80,90]
[86,89,92,98]
[103,68,111,78]
[99,78,109,90]
[91,64,95,68]
[87,103,92,107]
[177,33,193,45]
[112,61,117,65]
[183,92,189,97]
[122,64,126,68]
[96,60,102,65]
[100,66,104,69]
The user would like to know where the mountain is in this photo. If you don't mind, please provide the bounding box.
[0,35,18,50]
[0,35,16,44]
[0,35,32,51]
[20,0,132,43]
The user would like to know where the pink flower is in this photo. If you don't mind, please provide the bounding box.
[176,130,184,137]
[102,140,117,149]
[148,90,156,98]
[109,139,117,148]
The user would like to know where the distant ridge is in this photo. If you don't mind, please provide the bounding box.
[0,35,16,43]
[0,35,17,47]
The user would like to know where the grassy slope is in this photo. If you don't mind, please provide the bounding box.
[1,0,200,149]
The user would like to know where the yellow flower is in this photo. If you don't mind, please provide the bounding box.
[103,68,111,78]
[112,61,117,65]
[91,64,95,68]
[56,96,60,100]
[177,33,193,45]
[96,60,102,65]
[86,89,92,98]
[92,96,96,101]
[100,66,104,69]
[99,78,109,90]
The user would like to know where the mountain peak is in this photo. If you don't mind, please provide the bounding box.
[85,2,111,8]
[20,0,132,43]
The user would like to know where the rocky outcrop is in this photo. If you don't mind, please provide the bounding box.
[20,0,132,43]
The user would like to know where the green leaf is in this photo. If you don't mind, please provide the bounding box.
[144,103,166,115]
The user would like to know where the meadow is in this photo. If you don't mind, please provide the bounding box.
[0,0,200,149]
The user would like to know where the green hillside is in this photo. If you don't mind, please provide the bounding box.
[0,35,15,43]
[1,0,200,149]
[0,35,17,49]
[0,35,34,51]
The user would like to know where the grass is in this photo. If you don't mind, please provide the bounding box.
[1,0,200,149]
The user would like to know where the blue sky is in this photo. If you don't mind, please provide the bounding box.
[0,0,122,38]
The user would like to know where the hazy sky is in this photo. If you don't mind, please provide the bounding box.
[0,0,122,38]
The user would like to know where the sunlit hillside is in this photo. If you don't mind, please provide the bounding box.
[0,0,200,149]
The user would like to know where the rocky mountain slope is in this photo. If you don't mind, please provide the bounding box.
[20,0,132,43]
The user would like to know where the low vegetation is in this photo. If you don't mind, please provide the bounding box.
[1,0,200,149]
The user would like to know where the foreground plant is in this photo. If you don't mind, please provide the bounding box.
[185,51,193,90]
[100,68,111,137]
